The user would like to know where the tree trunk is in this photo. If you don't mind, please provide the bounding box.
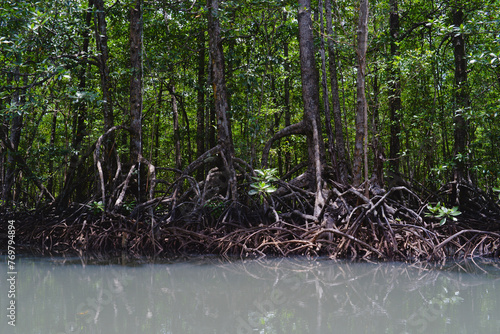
[95,0,113,133]
[452,7,470,203]
[129,0,143,165]
[94,0,114,156]
[196,31,206,180]
[452,7,468,181]
[153,81,165,165]
[298,0,325,215]
[262,1,326,206]
[325,0,348,184]
[5,110,23,202]
[207,0,237,200]
[179,90,193,163]
[389,0,401,174]
[47,108,57,195]
[1,69,23,205]
[318,0,337,173]
[171,85,182,172]
[353,0,369,188]
[371,68,384,187]
[283,39,291,174]
[206,51,217,151]
[269,77,283,174]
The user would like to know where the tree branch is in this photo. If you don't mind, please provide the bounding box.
[261,121,306,168]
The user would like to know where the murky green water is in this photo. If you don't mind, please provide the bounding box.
[1,255,499,334]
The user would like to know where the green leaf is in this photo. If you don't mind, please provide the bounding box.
[427,206,437,214]
[439,218,447,226]
[248,189,259,195]
[255,169,265,176]
[264,186,277,193]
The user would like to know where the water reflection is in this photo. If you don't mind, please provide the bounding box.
[1,256,499,334]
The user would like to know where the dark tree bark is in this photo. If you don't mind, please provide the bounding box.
[325,0,348,184]
[206,51,216,151]
[207,0,237,200]
[388,0,401,174]
[179,90,193,163]
[47,107,57,195]
[452,6,470,203]
[269,77,283,174]
[153,81,164,164]
[171,85,182,172]
[283,39,291,174]
[129,0,143,165]
[371,68,384,187]
[318,0,336,173]
[353,0,369,188]
[196,31,206,180]
[1,69,23,205]
[94,0,115,185]
[298,0,326,215]
[3,112,23,203]
[94,0,113,140]
[452,7,468,180]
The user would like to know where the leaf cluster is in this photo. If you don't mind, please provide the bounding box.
[426,202,461,226]
[248,168,278,196]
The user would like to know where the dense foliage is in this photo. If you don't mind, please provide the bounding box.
[1,0,499,211]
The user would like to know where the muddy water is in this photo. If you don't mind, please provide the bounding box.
[1,255,499,334]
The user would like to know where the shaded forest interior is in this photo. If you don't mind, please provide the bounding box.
[1,0,500,260]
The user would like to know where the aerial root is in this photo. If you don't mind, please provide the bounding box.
[3,177,499,261]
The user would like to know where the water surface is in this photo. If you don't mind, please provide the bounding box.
[1,255,499,334]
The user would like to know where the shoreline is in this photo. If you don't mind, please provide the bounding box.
[2,209,499,262]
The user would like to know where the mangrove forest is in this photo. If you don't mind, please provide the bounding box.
[1,0,500,260]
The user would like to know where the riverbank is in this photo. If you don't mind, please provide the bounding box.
[2,198,499,261]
